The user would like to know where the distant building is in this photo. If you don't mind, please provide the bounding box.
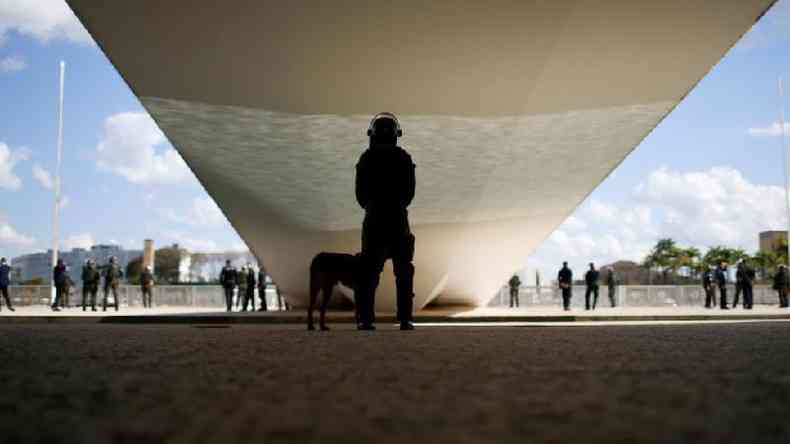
[11,245,142,286]
[181,251,259,283]
[759,231,787,254]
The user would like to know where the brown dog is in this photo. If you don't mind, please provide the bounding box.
[308,252,358,330]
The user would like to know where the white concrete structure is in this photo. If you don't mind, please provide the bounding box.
[67,0,776,310]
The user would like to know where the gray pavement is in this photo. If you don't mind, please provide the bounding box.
[1,322,790,443]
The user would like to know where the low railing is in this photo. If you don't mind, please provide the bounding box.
[4,285,286,309]
[488,285,782,307]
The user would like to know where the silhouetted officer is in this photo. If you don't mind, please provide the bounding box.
[714,262,729,310]
[355,112,416,331]
[508,274,521,308]
[742,262,755,310]
[102,257,123,311]
[585,263,600,310]
[702,268,715,308]
[733,261,745,308]
[558,262,572,311]
[52,259,67,312]
[0,257,14,312]
[141,266,154,308]
[605,267,617,308]
[236,266,247,309]
[82,260,100,311]
[242,265,256,311]
[773,265,788,308]
[257,267,268,311]
[219,260,237,312]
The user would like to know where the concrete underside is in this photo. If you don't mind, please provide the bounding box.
[67,0,776,310]
[2,323,790,443]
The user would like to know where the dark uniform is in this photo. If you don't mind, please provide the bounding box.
[258,269,268,311]
[242,268,256,311]
[236,267,247,309]
[355,113,416,329]
[0,260,14,311]
[702,269,715,308]
[102,261,123,311]
[741,263,755,309]
[585,267,600,310]
[558,265,573,311]
[82,262,100,311]
[773,267,788,308]
[605,269,617,308]
[733,263,745,308]
[52,261,67,311]
[219,264,237,312]
[508,275,521,308]
[714,265,729,310]
[141,269,154,308]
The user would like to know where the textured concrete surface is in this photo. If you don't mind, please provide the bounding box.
[1,322,789,443]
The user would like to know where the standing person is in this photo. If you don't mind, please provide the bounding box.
[141,266,154,308]
[355,112,416,331]
[585,263,600,310]
[80,259,90,310]
[257,266,268,311]
[219,260,237,312]
[605,267,618,308]
[275,283,287,311]
[242,265,256,312]
[508,274,521,308]
[714,262,729,310]
[733,260,745,308]
[63,273,74,308]
[52,259,68,312]
[82,260,99,311]
[773,265,788,308]
[102,256,123,311]
[0,257,15,312]
[702,267,715,309]
[236,266,247,310]
[558,262,573,311]
[742,261,755,310]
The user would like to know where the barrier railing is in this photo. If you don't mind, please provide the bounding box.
[5,285,286,309]
[488,285,782,307]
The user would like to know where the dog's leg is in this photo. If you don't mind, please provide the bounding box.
[320,282,333,331]
[308,272,318,331]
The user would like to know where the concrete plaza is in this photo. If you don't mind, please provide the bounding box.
[1,321,789,443]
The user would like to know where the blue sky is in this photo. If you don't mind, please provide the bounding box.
[0,0,789,281]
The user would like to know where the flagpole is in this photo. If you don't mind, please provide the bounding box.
[51,61,65,303]
[780,77,790,267]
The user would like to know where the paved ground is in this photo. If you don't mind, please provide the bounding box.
[1,322,789,443]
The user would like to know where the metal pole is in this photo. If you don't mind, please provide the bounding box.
[780,77,790,267]
[51,61,65,304]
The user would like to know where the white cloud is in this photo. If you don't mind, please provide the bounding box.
[748,122,790,137]
[528,167,785,280]
[0,55,25,72]
[0,142,29,190]
[0,214,35,250]
[61,232,95,250]
[32,164,53,189]
[165,197,227,227]
[0,0,92,45]
[96,112,192,185]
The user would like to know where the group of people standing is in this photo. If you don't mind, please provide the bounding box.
[53,256,132,312]
[219,261,283,312]
[508,262,618,311]
[701,261,755,310]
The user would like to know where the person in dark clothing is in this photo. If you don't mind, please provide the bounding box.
[605,267,617,308]
[557,262,573,311]
[219,260,237,312]
[585,263,600,310]
[62,274,74,308]
[242,265,256,311]
[257,267,268,311]
[714,262,729,310]
[141,266,154,308]
[741,261,755,310]
[702,267,715,309]
[773,265,788,308]
[508,274,521,308]
[733,261,745,308]
[82,260,100,311]
[52,259,67,311]
[0,257,15,311]
[354,112,416,331]
[102,257,123,311]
